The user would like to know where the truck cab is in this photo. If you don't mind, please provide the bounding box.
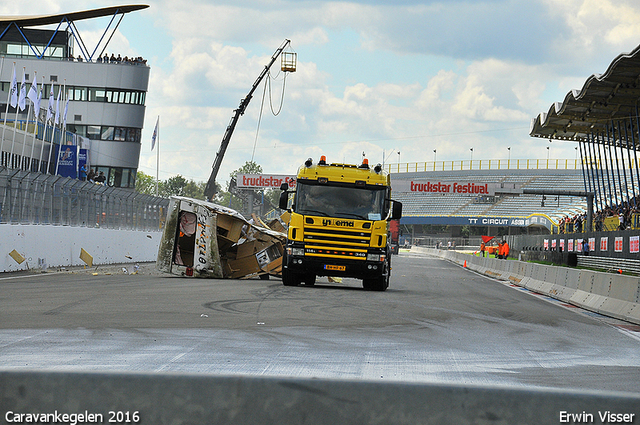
[279,156,402,291]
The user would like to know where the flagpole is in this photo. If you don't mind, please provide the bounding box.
[9,66,25,168]
[20,100,31,170]
[45,84,58,174]
[156,116,159,196]
[28,74,41,172]
[1,62,16,166]
[55,80,66,176]
[38,77,48,171]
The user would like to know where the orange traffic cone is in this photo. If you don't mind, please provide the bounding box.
[463,260,467,268]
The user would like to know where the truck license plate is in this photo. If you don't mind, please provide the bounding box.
[324,264,346,271]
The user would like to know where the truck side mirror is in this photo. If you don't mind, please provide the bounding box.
[279,191,289,210]
[280,182,289,191]
[391,201,402,220]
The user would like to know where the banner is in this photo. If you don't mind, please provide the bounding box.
[615,237,624,253]
[630,236,639,254]
[56,145,78,179]
[78,149,88,179]
[391,179,520,196]
[237,174,297,189]
[600,237,608,252]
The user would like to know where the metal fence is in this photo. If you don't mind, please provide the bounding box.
[0,167,169,230]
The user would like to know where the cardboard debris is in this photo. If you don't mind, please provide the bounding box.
[157,196,286,279]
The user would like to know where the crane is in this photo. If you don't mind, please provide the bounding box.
[203,39,295,201]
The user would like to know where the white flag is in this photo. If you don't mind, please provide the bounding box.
[151,116,159,151]
[18,69,27,111]
[62,96,69,130]
[34,83,42,118]
[9,64,17,108]
[54,87,61,125]
[47,85,55,122]
[27,74,38,105]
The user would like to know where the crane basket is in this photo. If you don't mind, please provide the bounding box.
[281,51,297,72]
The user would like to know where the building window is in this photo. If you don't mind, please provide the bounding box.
[114,127,126,141]
[101,126,114,141]
[87,125,101,140]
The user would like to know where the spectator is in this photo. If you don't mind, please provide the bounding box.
[79,164,88,181]
[583,239,589,256]
[500,240,510,259]
[95,171,106,185]
[87,168,96,182]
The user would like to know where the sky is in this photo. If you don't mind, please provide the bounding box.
[5,0,640,188]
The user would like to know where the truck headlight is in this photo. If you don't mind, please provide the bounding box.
[288,247,305,257]
[367,253,381,262]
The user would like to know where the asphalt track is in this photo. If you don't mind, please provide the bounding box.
[1,251,639,393]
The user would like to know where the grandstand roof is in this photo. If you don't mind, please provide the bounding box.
[529,43,640,143]
[0,5,148,27]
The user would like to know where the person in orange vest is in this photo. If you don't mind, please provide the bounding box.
[500,240,510,259]
[480,241,486,257]
[496,241,503,259]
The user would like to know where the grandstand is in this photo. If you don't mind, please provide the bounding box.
[390,163,588,234]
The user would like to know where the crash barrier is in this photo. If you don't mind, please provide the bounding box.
[419,247,640,325]
[0,167,168,230]
[2,371,639,425]
[0,224,161,272]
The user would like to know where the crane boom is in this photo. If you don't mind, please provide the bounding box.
[204,39,292,201]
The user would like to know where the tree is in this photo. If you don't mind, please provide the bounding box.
[230,161,263,180]
[161,175,188,197]
[135,171,205,199]
[135,171,159,195]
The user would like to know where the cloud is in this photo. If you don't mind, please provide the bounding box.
[4,0,634,182]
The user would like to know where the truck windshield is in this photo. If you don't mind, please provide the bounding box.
[295,183,388,220]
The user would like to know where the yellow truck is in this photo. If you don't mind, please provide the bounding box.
[278,156,402,291]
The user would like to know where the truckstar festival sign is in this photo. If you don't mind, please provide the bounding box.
[392,179,520,196]
[237,174,297,189]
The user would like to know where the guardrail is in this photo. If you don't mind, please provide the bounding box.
[421,247,640,325]
[2,371,639,425]
[577,256,640,275]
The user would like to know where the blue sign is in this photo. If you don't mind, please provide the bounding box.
[56,145,78,179]
[78,149,88,180]
[400,215,552,230]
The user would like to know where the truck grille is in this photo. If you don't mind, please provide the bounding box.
[303,226,370,260]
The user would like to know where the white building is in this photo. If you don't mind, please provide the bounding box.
[0,5,149,188]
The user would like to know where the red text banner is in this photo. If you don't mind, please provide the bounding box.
[392,180,520,196]
[237,174,297,189]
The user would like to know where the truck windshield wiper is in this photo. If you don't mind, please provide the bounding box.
[336,212,369,220]
[300,209,330,217]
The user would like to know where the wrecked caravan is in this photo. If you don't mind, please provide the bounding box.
[156,196,286,279]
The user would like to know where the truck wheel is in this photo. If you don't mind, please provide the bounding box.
[362,275,388,291]
[282,268,299,286]
[303,274,316,286]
